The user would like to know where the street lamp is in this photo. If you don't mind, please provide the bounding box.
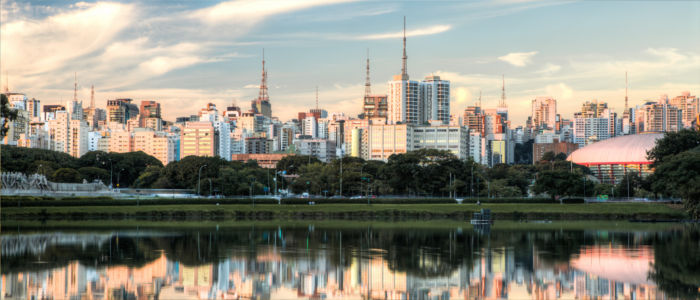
[97,154,113,189]
[197,164,207,196]
[116,168,125,189]
[250,177,257,207]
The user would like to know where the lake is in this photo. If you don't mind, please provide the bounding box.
[1,221,698,299]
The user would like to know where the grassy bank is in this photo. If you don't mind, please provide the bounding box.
[1,219,687,233]
[1,203,686,221]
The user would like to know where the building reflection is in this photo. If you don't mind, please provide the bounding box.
[0,229,676,299]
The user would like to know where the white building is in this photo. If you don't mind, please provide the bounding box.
[573,108,616,147]
[294,139,336,162]
[367,123,469,161]
[388,78,420,125]
[411,124,467,159]
[419,75,450,124]
[303,115,317,138]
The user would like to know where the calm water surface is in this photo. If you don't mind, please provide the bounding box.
[1,222,699,299]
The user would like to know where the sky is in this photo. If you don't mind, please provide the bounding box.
[2,0,699,126]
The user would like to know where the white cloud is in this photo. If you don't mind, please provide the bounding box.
[244,84,260,89]
[354,25,452,40]
[535,63,561,75]
[498,51,538,67]
[1,2,135,75]
[192,0,354,26]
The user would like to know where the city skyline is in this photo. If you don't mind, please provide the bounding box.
[2,0,700,125]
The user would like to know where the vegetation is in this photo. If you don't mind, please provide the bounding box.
[1,93,18,138]
[647,129,700,218]
[5,132,697,208]
[1,203,685,221]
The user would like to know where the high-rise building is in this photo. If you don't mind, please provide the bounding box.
[140,100,162,129]
[419,75,450,124]
[245,137,272,154]
[669,91,698,128]
[180,122,215,158]
[294,139,336,162]
[133,128,175,165]
[107,98,139,124]
[68,119,88,157]
[48,111,70,153]
[303,115,317,138]
[387,18,420,125]
[641,99,682,132]
[367,123,409,161]
[531,97,557,130]
[463,106,484,134]
[573,108,616,147]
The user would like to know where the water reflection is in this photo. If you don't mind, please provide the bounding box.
[1,224,698,299]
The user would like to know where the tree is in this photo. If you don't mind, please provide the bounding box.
[133,166,163,188]
[1,93,18,138]
[647,129,700,167]
[52,168,82,183]
[614,172,642,199]
[276,155,320,174]
[650,150,700,218]
[78,167,110,183]
[532,170,583,200]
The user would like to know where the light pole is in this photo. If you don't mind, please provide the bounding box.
[97,154,113,189]
[207,178,213,197]
[359,164,364,198]
[197,164,207,196]
[116,168,125,189]
[339,154,343,197]
[250,177,257,207]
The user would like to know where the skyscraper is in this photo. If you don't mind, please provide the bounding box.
[387,17,420,125]
[531,97,557,130]
[419,75,450,124]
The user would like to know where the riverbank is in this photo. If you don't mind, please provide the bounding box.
[1,203,686,221]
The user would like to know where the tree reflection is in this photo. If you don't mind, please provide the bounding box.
[649,226,700,298]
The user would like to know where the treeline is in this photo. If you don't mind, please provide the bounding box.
[2,129,698,215]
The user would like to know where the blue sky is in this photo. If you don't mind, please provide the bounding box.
[2,0,699,125]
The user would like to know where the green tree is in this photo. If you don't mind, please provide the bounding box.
[78,167,110,183]
[614,172,642,199]
[132,165,163,188]
[649,150,700,218]
[52,168,82,183]
[532,170,583,200]
[1,93,18,138]
[276,155,320,175]
[647,129,700,167]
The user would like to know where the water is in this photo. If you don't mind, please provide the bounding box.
[1,222,699,299]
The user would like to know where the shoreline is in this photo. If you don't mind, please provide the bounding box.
[1,203,686,221]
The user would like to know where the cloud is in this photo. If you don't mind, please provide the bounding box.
[244,84,260,89]
[535,63,561,75]
[192,0,354,26]
[1,2,135,75]
[544,83,573,100]
[354,25,452,40]
[498,51,538,67]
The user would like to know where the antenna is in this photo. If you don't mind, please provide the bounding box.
[401,16,408,80]
[315,86,319,110]
[73,72,78,102]
[364,48,371,97]
[4,71,8,92]
[258,49,269,102]
[500,74,506,107]
[90,85,95,109]
[624,71,629,112]
[478,90,482,107]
